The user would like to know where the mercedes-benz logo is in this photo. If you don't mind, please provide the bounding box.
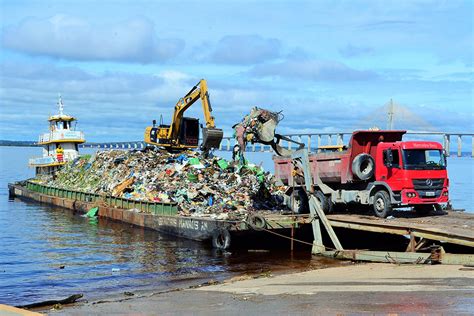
[426,179,433,186]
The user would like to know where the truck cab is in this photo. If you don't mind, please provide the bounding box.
[375,141,449,213]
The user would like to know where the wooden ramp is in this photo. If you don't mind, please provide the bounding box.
[326,211,474,248]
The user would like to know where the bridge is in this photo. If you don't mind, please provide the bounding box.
[80,131,474,157]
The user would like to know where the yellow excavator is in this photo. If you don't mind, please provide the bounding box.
[144,79,223,152]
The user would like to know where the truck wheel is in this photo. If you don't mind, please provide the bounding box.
[315,191,333,214]
[373,190,392,218]
[291,189,309,214]
[352,153,375,181]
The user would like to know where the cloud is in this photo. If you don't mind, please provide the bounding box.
[1,62,245,141]
[1,62,94,81]
[249,59,378,81]
[339,44,374,58]
[358,20,416,30]
[0,58,471,142]
[1,15,184,63]
[211,35,281,64]
[0,62,164,94]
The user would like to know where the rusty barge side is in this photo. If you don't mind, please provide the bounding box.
[8,181,310,248]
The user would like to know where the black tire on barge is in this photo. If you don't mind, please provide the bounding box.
[212,229,231,250]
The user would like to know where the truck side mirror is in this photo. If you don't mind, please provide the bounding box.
[384,149,393,167]
[152,119,156,127]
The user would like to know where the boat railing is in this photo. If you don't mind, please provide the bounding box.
[29,156,58,166]
[38,131,85,143]
[25,181,179,215]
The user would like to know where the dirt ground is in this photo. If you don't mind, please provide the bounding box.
[47,263,474,315]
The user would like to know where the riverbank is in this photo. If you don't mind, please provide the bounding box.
[50,263,474,315]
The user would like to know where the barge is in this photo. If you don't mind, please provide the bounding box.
[8,180,474,263]
[8,181,312,249]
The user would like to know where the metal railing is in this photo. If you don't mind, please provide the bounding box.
[39,130,85,143]
[29,156,57,166]
[79,132,474,157]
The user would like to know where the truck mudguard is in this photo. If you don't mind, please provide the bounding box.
[368,182,400,204]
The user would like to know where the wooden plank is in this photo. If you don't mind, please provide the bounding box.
[321,250,432,264]
[329,220,410,235]
[327,213,474,239]
[439,253,474,265]
[320,249,474,265]
[327,213,474,248]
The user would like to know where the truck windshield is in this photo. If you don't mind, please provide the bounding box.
[402,149,446,170]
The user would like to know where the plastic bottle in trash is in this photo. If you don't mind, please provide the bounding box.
[208,196,213,206]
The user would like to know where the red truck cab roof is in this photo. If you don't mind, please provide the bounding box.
[399,141,444,150]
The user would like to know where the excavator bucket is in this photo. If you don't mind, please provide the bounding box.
[233,107,304,157]
[255,118,278,143]
[201,127,223,151]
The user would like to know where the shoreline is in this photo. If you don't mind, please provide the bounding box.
[46,262,474,315]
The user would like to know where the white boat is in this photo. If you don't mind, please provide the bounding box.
[29,96,85,175]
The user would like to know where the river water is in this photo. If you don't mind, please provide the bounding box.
[0,146,337,307]
[0,146,472,306]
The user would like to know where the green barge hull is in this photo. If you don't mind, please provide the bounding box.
[8,181,311,249]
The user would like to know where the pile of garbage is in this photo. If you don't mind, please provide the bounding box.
[35,148,288,218]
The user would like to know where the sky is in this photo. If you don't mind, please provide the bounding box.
[0,0,472,142]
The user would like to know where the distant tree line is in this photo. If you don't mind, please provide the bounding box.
[0,140,37,147]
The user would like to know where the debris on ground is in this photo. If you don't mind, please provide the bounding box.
[34,147,288,217]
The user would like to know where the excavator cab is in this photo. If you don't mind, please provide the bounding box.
[179,117,200,147]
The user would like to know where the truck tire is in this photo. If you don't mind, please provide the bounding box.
[352,153,375,181]
[291,189,309,214]
[373,190,392,218]
[314,191,333,214]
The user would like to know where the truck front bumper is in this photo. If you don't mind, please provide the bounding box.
[401,188,449,205]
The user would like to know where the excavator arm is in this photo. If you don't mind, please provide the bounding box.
[169,79,218,135]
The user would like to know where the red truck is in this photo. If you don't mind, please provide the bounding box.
[274,130,449,218]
